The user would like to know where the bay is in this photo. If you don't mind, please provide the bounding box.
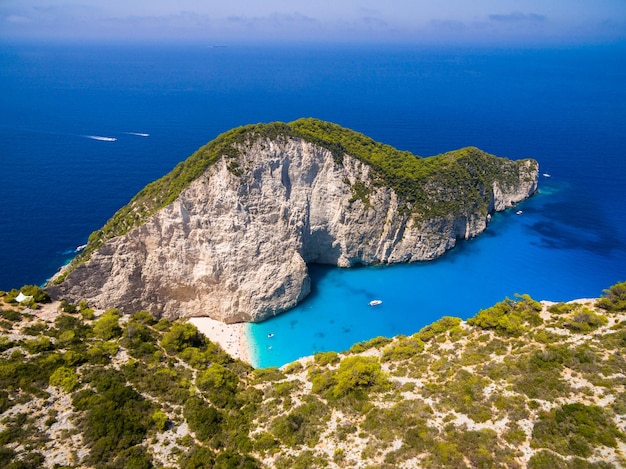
[0,42,624,367]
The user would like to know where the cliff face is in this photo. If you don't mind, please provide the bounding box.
[48,126,538,323]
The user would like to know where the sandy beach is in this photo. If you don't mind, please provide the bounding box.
[188,316,252,366]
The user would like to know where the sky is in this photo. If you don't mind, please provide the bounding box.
[1,0,626,45]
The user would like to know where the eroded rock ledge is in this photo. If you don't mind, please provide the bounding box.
[48,120,538,323]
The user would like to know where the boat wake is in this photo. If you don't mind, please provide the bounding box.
[85,135,117,142]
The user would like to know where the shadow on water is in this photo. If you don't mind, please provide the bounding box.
[527,200,626,256]
[306,263,383,302]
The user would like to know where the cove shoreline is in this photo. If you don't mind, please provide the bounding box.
[188,316,253,366]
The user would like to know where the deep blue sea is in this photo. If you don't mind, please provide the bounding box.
[1,42,625,367]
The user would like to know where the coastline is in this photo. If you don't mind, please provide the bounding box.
[188,316,253,366]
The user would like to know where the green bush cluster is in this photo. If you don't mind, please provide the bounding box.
[504,346,571,401]
[416,316,463,342]
[197,362,240,408]
[310,355,389,400]
[183,396,223,442]
[49,365,79,392]
[313,350,339,366]
[160,322,204,353]
[467,294,543,336]
[531,403,624,458]
[561,308,608,333]
[93,308,122,340]
[528,450,616,469]
[348,336,392,354]
[72,368,154,467]
[597,281,626,312]
[381,335,425,361]
[3,285,50,306]
[121,316,159,358]
[269,396,329,448]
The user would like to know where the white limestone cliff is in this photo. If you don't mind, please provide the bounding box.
[49,137,538,323]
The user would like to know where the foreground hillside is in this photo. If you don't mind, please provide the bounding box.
[1,282,625,468]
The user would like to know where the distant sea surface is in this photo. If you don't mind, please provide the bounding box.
[1,42,625,367]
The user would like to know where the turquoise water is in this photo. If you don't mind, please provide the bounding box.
[247,178,626,368]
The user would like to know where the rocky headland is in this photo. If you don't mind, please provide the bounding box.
[47,119,538,323]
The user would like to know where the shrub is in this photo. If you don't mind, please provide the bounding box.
[561,308,608,333]
[0,336,14,353]
[49,366,79,392]
[86,340,119,364]
[161,322,203,353]
[348,335,393,354]
[0,446,15,467]
[283,361,304,374]
[531,403,623,457]
[597,281,626,312]
[381,336,424,361]
[23,336,54,354]
[122,320,158,358]
[270,396,328,447]
[179,446,215,469]
[254,432,279,454]
[197,363,240,408]
[252,367,285,383]
[183,396,223,442]
[152,411,169,431]
[93,308,122,340]
[59,300,77,313]
[131,310,156,325]
[74,368,153,466]
[214,452,260,469]
[123,363,191,405]
[113,446,153,469]
[548,302,579,316]
[1,309,22,321]
[467,294,542,336]
[331,355,389,399]
[314,351,339,366]
[20,285,51,303]
[416,316,462,342]
[527,450,569,469]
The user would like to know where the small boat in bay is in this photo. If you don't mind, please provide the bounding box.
[369,300,382,306]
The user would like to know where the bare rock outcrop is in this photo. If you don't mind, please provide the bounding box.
[48,123,538,323]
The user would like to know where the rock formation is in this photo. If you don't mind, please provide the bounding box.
[48,119,538,323]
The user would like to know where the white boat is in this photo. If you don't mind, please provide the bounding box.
[369,300,382,306]
[542,173,551,178]
[516,210,523,215]
[86,135,117,142]
[267,333,274,338]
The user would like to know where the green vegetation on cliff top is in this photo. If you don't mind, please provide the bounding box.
[59,118,536,281]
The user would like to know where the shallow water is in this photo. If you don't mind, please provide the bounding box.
[247,178,626,367]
